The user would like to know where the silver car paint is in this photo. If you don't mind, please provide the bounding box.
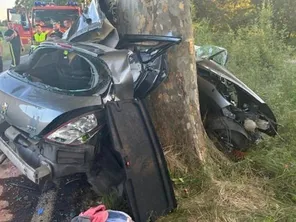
[0,71,102,136]
[0,42,134,137]
[197,59,265,104]
[198,76,232,109]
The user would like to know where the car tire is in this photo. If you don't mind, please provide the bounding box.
[208,129,250,160]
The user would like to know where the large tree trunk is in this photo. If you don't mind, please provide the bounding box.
[116,0,206,164]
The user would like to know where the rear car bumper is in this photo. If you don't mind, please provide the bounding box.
[0,125,97,184]
[0,137,51,184]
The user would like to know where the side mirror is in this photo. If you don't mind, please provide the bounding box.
[221,51,229,66]
[224,55,229,66]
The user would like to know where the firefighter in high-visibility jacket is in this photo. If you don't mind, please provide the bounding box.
[31,24,48,52]
[33,24,48,44]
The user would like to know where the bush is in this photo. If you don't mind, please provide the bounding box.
[194,2,293,87]
[169,2,296,221]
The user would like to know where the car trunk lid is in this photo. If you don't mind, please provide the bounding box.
[0,71,102,137]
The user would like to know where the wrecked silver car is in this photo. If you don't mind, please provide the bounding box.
[195,45,278,157]
[0,1,180,221]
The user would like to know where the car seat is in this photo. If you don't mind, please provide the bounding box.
[57,54,92,90]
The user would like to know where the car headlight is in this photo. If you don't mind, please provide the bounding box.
[45,113,98,145]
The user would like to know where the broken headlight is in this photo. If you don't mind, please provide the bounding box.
[45,113,98,145]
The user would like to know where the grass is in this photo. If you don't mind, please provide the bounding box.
[90,9,296,222]
[156,7,296,222]
[104,6,296,222]
[157,56,296,221]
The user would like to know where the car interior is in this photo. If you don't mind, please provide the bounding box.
[14,48,95,90]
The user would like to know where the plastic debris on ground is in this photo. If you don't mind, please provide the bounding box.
[71,204,134,222]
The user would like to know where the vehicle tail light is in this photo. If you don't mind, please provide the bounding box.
[44,113,99,145]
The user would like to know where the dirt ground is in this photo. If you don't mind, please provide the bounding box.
[0,159,100,222]
[0,160,39,222]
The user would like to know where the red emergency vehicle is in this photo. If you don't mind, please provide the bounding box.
[7,1,81,45]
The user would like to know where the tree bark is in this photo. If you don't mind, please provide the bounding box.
[116,0,206,164]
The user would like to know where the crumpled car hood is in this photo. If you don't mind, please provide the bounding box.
[197,59,265,104]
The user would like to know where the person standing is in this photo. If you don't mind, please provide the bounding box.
[30,24,49,54]
[49,22,64,39]
[4,22,24,67]
[32,24,48,45]
[63,19,73,30]
[0,31,3,72]
[62,19,73,39]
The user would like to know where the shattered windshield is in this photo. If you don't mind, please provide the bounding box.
[195,45,228,66]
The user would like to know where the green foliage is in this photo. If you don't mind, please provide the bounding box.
[14,0,83,9]
[192,0,296,43]
[195,2,292,87]
[270,0,296,39]
[192,0,256,30]
[100,3,296,221]
[161,3,296,221]
[14,0,31,7]
[15,0,35,10]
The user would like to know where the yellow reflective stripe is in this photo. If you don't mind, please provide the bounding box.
[9,43,16,67]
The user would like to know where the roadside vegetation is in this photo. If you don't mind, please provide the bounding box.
[158,2,296,222]
[75,2,296,221]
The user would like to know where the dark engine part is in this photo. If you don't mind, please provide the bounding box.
[206,116,250,152]
[197,65,277,154]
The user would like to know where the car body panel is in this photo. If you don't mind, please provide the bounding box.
[197,59,265,104]
[195,45,277,135]
[36,41,134,100]
[198,76,232,109]
[64,0,119,48]
[0,71,103,136]
[0,34,180,137]
[0,1,181,220]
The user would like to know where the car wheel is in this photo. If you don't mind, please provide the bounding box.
[208,129,250,161]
